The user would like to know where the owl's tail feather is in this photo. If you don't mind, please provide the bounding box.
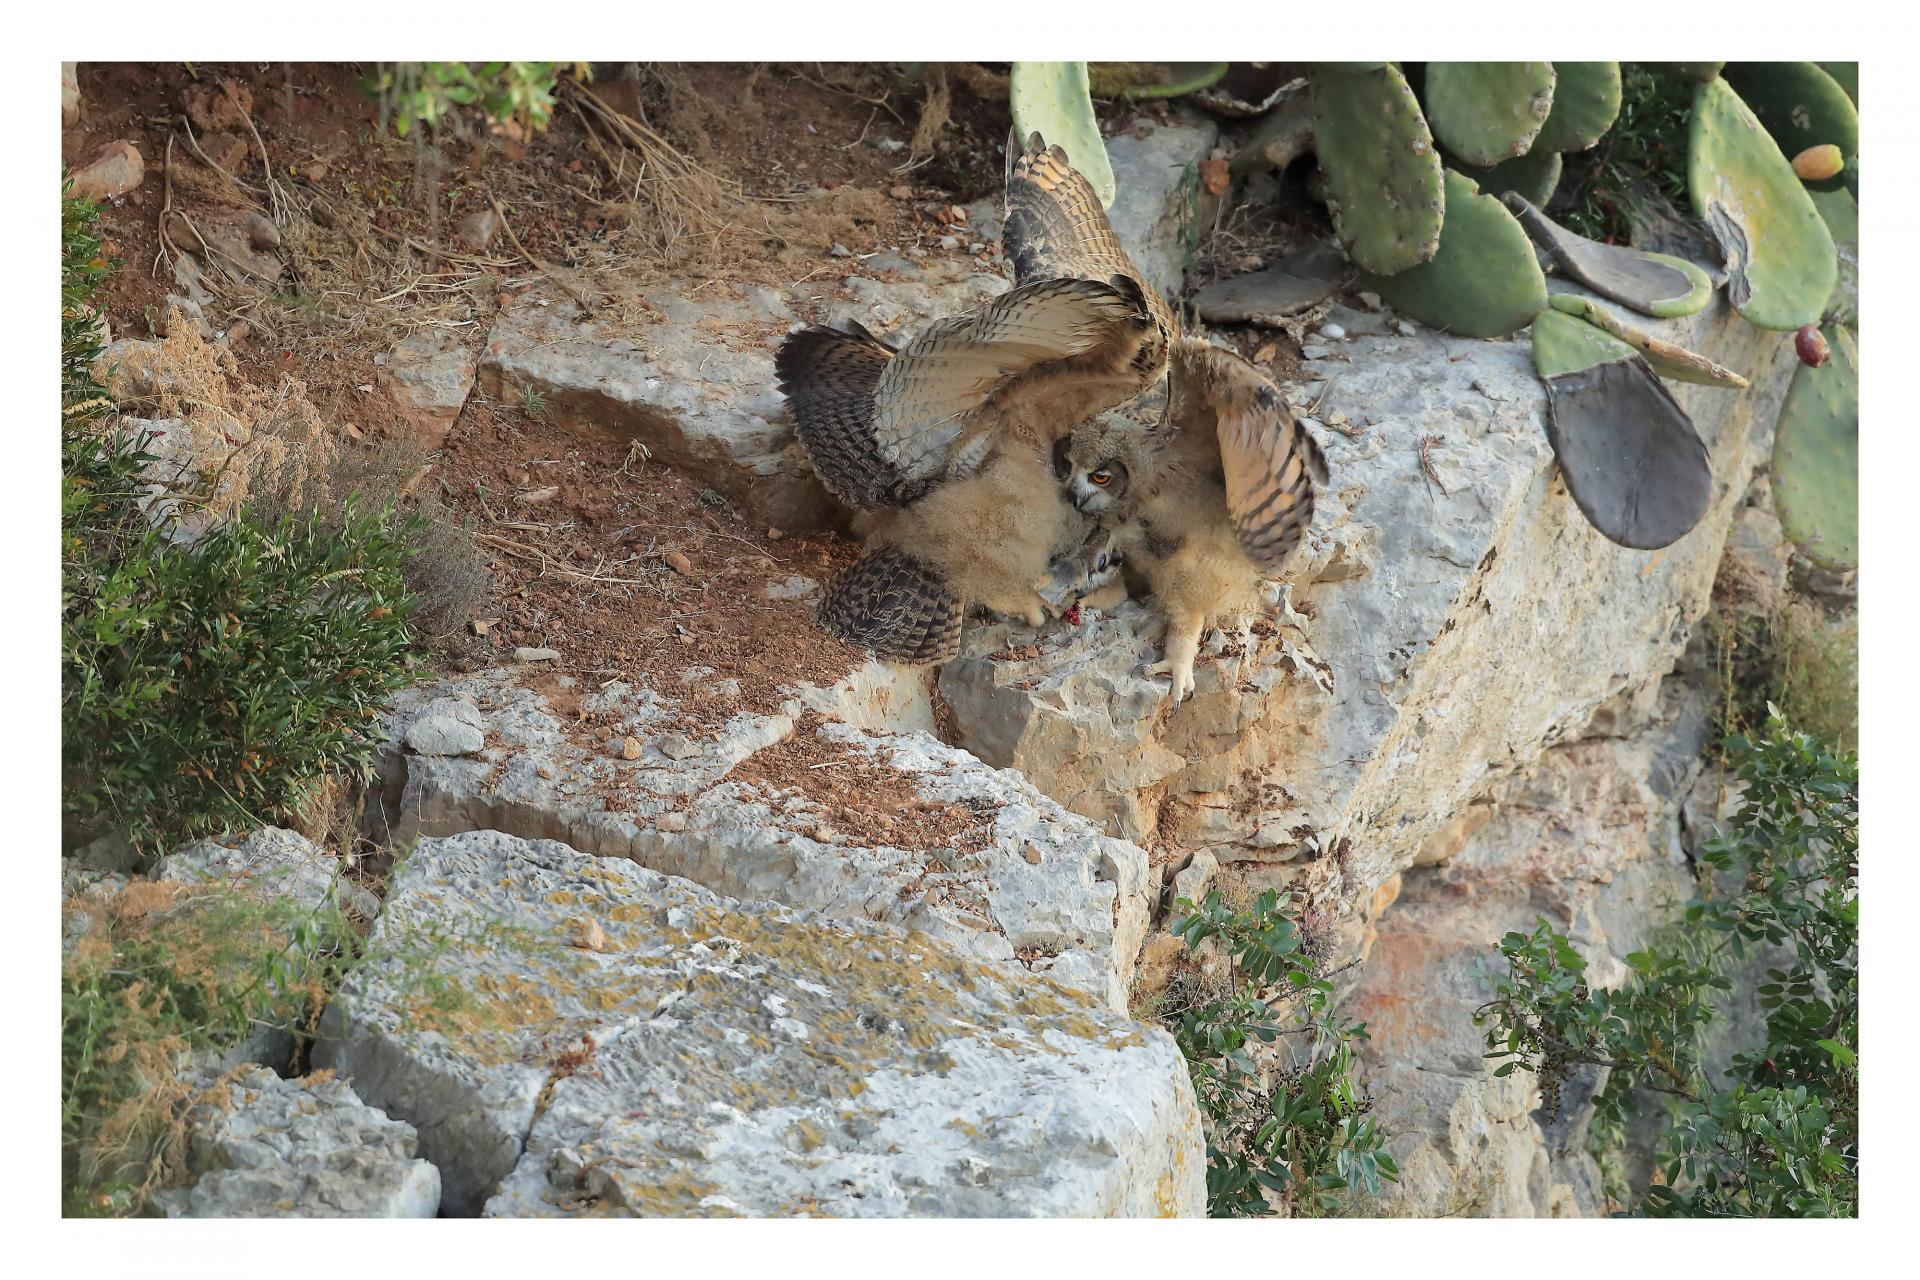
[817,546,963,665]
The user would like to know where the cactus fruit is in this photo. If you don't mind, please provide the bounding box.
[1724,62,1858,196]
[1531,62,1623,154]
[1450,148,1563,207]
[1308,64,1445,275]
[1362,169,1548,338]
[1010,63,1116,209]
[1087,62,1230,101]
[1504,193,1712,318]
[1548,294,1749,388]
[1531,308,1713,550]
[1771,325,1858,570]
[1795,325,1830,368]
[1688,79,1837,332]
[1422,62,1556,166]
[1793,144,1845,182]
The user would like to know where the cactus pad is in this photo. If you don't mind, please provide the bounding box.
[1655,62,1723,82]
[1688,78,1837,332]
[1532,62,1622,153]
[1772,325,1858,570]
[1451,148,1563,206]
[1531,308,1713,550]
[1309,64,1445,275]
[1423,62,1556,165]
[1547,294,1748,388]
[1010,63,1116,209]
[1504,193,1711,317]
[1088,62,1230,101]
[1362,169,1548,337]
[1818,62,1857,103]
[1808,187,1858,327]
[1724,62,1858,196]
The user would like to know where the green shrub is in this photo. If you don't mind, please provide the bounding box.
[1475,710,1857,1216]
[61,191,418,852]
[364,62,574,139]
[61,878,363,1214]
[1164,889,1397,1216]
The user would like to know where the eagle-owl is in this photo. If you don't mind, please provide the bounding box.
[1060,337,1329,704]
[774,132,1172,663]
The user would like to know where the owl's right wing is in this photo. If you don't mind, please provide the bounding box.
[1168,338,1329,572]
[777,278,1145,507]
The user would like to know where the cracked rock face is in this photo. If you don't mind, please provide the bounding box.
[150,1066,440,1218]
[315,830,1202,1217]
[367,669,1149,1013]
[1346,670,1719,1217]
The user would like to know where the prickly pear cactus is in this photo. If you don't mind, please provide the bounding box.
[1531,61,1622,153]
[1531,308,1713,550]
[1772,324,1858,570]
[1818,61,1857,103]
[1655,62,1723,82]
[1547,294,1748,388]
[1087,62,1229,100]
[1451,148,1562,207]
[1688,78,1837,332]
[1010,62,1116,209]
[1362,169,1548,338]
[1505,193,1711,318]
[1308,64,1444,275]
[1422,62,1556,166]
[1808,187,1858,327]
[1724,62,1858,197]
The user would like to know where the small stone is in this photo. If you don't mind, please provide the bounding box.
[515,485,560,505]
[874,138,906,154]
[470,619,494,636]
[620,736,643,761]
[1023,844,1043,865]
[829,243,852,258]
[68,141,145,202]
[655,812,688,833]
[664,551,695,576]
[939,235,960,251]
[572,918,609,952]
[766,527,785,541]
[761,574,819,602]
[1395,320,1418,337]
[457,209,500,253]
[888,185,912,199]
[1301,344,1332,360]
[405,699,486,757]
[657,733,699,761]
[810,823,839,844]
[1319,323,1347,341]
[1358,291,1383,311]
[513,647,561,663]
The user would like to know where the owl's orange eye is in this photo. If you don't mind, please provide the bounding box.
[1091,471,1112,486]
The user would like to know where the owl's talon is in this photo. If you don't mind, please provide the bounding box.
[1146,658,1198,706]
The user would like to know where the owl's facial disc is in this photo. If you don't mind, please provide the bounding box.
[1068,460,1128,513]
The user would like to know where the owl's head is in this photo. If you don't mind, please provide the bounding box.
[1055,406,1159,515]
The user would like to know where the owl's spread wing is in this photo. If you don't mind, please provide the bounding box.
[1169,338,1328,572]
[1004,131,1155,304]
[871,276,1145,482]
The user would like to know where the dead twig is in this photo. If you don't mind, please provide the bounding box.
[1418,434,1451,499]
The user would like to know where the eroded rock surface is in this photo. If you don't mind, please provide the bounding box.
[315,830,1202,1217]
[150,1066,441,1218]
[367,669,1149,1012]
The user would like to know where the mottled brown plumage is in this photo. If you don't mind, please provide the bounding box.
[775,132,1172,663]
[1061,338,1328,703]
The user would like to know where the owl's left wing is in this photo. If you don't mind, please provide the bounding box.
[1168,338,1329,572]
